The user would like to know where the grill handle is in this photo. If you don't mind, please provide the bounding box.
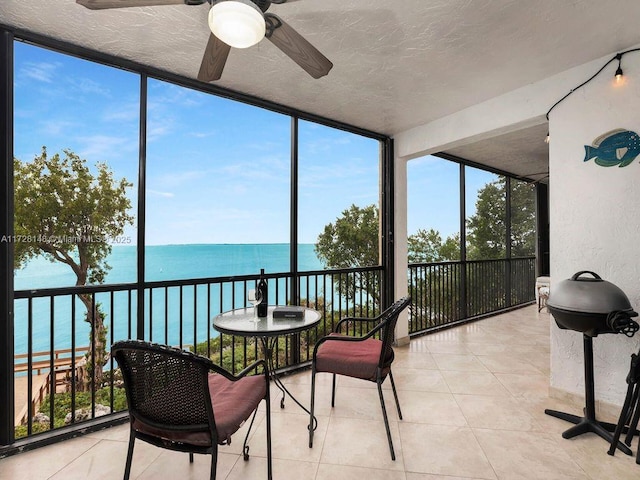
[571,271,603,281]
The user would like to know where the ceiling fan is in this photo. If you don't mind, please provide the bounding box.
[76,0,333,82]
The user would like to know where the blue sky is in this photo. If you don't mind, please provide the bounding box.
[13,41,493,246]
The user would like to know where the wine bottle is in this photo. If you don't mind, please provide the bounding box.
[256,268,268,317]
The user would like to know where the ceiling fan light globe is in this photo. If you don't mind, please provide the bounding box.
[209,0,266,49]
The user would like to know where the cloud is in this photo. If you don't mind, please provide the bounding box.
[75,134,136,160]
[67,77,111,97]
[147,189,175,198]
[19,61,61,83]
[103,102,139,123]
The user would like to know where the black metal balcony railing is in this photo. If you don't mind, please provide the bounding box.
[11,266,384,443]
[408,257,536,334]
[7,258,535,448]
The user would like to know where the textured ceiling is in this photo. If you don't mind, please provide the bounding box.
[2,0,640,180]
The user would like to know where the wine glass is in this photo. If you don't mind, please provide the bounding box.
[248,289,263,320]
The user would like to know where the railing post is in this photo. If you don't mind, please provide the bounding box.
[0,28,15,446]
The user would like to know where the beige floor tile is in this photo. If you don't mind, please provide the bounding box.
[556,432,640,480]
[400,390,467,426]
[320,416,404,471]
[49,438,160,480]
[0,436,101,480]
[274,381,334,417]
[465,342,514,356]
[476,353,544,374]
[399,423,496,479]
[518,396,587,434]
[325,385,400,421]
[250,411,327,463]
[473,428,589,479]
[135,449,238,480]
[406,474,486,480]
[393,368,451,393]
[227,456,318,480]
[393,351,439,370]
[494,372,550,398]
[454,394,542,431]
[431,353,490,372]
[316,463,407,480]
[421,340,472,355]
[440,370,511,396]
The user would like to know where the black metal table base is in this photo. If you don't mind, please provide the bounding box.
[261,337,318,431]
[545,334,635,455]
[544,408,633,455]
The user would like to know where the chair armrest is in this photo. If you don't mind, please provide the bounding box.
[335,315,381,333]
[209,358,268,382]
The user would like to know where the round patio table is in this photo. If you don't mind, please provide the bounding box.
[213,306,322,413]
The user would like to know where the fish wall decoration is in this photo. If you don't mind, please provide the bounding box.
[584,129,640,167]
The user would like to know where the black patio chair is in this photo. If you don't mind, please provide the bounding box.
[112,340,272,480]
[308,296,411,460]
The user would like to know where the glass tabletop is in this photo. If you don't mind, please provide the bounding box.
[212,306,322,338]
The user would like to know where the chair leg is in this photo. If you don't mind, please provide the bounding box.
[210,444,218,480]
[331,373,337,407]
[625,385,640,446]
[388,370,402,420]
[377,380,396,461]
[309,364,317,449]
[608,381,636,455]
[265,380,273,480]
[123,428,135,480]
[189,452,194,463]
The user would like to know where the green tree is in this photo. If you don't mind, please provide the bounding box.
[315,204,380,306]
[466,177,536,259]
[315,205,461,306]
[408,228,460,263]
[315,204,379,268]
[14,147,134,391]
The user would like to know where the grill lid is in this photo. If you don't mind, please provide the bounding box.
[547,271,637,316]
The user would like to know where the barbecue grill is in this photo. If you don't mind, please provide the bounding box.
[545,271,639,454]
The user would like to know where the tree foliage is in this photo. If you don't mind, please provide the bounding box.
[466,177,536,260]
[14,147,134,390]
[315,204,379,268]
[314,177,536,310]
[408,228,460,263]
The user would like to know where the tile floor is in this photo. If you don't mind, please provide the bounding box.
[2,305,640,479]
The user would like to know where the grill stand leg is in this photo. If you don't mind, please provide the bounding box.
[545,334,634,456]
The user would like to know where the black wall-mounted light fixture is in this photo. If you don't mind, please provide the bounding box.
[544,48,640,142]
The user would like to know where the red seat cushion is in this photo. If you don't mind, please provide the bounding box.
[132,373,266,447]
[209,373,266,444]
[315,334,394,382]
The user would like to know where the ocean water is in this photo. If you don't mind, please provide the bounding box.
[14,244,323,354]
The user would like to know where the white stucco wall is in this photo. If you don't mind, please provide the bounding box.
[394,155,409,344]
[395,44,640,406]
[548,49,640,405]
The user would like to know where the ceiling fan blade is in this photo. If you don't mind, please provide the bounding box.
[265,14,333,79]
[198,34,231,82]
[76,0,187,10]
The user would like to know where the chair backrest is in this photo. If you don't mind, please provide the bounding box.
[112,340,215,434]
[377,296,411,369]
